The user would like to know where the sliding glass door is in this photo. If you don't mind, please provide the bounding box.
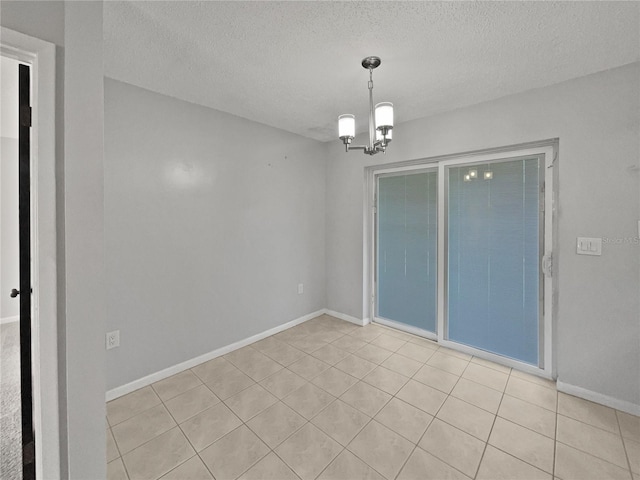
[446,158,542,365]
[371,146,552,372]
[376,170,437,334]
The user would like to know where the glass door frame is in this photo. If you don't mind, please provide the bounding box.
[365,141,556,379]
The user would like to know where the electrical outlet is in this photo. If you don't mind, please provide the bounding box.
[298,283,304,294]
[106,330,120,350]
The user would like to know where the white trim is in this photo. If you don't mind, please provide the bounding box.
[437,160,446,344]
[439,338,554,379]
[375,162,440,176]
[543,146,556,377]
[325,309,369,326]
[364,167,377,323]
[557,380,640,417]
[0,315,20,325]
[362,169,373,321]
[374,317,437,341]
[1,28,59,480]
[106,309,325,401]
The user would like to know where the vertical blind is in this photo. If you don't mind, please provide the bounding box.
[447,158,540,364]
[377,172,438,332]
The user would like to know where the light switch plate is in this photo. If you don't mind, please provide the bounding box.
[576,237,602,256]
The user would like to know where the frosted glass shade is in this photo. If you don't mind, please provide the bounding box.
[375,102,394,129]
[338,114,355,139]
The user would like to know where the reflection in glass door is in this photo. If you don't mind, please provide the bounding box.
[376,171,437,334]
[447,158,542,365]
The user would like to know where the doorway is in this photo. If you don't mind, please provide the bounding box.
[369,142,555,376]
[1,53,35,480]
[1,27,59,479]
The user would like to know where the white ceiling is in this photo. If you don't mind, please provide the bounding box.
[104,1,639,142]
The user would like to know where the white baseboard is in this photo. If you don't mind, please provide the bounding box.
[0,315,19,325]
[557,380,640,416]
[324,309,369,326]
[106,309,325,401]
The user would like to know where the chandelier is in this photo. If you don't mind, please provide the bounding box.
[338,56,394,155]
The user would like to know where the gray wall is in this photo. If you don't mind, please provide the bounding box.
[1,2,107,479]
[2,2,639,476]
[64,3,106,478]
[326,63,640,407]
[104,79,326,389]
[0,1,65,46]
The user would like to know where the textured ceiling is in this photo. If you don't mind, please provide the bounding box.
[104,1,639,142]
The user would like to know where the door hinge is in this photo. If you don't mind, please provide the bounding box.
[20,105,32,127]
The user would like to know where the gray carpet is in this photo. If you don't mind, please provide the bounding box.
[1,321,22,480]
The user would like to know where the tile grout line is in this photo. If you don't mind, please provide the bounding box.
[318,328,432,480]
[554,398,559,480]
[105,321,414,478]
[252,322,373,478]
[111,318,632,480]
[107,394,163,428]
[311,328,391,478]
[332,334,517,479]
[158,382,219,480]
[242,327,358,478]
[557,409,632,436]
[473,364,512,479]
[464,358,495,480]
[107,425,132,480]
[408,353,474,479]
[615,410,636,478]
[482,367,560,478]
[553,415,636,477]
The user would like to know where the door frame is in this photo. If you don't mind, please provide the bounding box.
[365,140,557,379]
[1,27,59,478]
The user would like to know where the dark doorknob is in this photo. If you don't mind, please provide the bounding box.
[10,288,19,298]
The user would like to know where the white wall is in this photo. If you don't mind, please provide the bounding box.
[326,63,640,408]
[1,55,20,320]
[104,79,326,390]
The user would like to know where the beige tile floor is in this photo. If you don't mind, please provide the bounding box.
[106,315,640,480]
